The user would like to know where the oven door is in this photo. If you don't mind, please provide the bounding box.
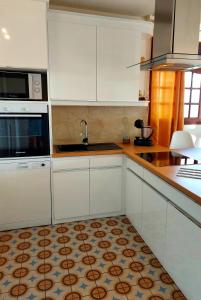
[0,113,50,158]
[0,71,29,99]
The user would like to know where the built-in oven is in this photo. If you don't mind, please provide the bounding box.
[0,70,47,101]
[0,102,50,158]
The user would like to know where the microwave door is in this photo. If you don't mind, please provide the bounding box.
[0,72,29,99]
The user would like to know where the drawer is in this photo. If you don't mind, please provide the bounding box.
[90,155,122,168]
[52,157,90,171]
[126,158,144,178]
[143,169,201,224]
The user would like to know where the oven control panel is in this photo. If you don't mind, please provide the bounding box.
[0,102,48,113]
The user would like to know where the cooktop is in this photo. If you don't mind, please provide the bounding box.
[137,151,201,167]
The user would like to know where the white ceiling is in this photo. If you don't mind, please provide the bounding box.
[50,0,155,18]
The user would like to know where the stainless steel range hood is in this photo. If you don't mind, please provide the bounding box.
[130,0,201,71]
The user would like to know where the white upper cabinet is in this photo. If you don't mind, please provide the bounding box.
[97,26,140,102]
[48,11,152,104]
[48,13,97,101]
[0,0,48,70]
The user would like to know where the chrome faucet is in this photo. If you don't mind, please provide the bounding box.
[80,119,88,145]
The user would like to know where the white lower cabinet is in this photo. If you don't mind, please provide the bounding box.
[53,169,90,221]
[125,158,201,300]
[90,167,122,215]
[52,155,122,222]
[165,203,201,300]
[141,182,167,264]
[126,169,143,233]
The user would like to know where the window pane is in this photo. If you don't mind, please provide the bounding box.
[192,73,201,88]
[184,89,190,103]
[191,89,200,103]
[184,105,189,118]
[185,72,192,88]
[190,105,199,118]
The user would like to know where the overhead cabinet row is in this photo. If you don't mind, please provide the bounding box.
[48,12,150,102]
[0,1,152,104]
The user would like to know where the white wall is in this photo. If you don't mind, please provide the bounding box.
[184,125,201,148]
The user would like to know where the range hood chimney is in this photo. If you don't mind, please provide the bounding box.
[132,0,201,71]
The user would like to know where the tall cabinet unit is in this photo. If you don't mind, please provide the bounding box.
[0,0,48,69]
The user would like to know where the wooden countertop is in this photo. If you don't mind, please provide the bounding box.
[122,144,201,205]
[52,144,168,158]
[52,143,201,205]
[52,146,123,158]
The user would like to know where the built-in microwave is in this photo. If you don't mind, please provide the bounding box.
[0,70,47,101]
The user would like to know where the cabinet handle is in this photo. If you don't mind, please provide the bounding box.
[53,168,89,173]
[127,167,142,179]
[90,166,121,170]
[142,178,201,229]
[168,200,201,229]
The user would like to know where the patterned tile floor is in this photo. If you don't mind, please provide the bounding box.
[0,215,187,300]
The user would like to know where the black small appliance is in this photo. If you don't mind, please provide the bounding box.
[134,119,153,146]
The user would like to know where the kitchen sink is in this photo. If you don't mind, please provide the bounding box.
[56,143,122,152]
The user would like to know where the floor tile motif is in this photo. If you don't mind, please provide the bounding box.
[0,216,186,300]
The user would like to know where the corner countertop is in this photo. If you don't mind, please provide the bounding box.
[52,143,201,205]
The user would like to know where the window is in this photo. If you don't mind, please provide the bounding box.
[184,71,201,124]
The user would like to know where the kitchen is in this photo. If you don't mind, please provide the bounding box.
[0,0,201,299]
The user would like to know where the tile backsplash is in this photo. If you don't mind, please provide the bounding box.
[52,105,148,145]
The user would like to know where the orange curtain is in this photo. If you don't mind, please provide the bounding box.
[150,71,184,147]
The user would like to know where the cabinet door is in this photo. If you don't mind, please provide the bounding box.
[126,169,143,233]
[0,0,47,69]
[165,204,201,300]
[53,170,90,220]
[90,167,122,215]
[97,26,140,101]
[142,183,167,263]
[48,14,96,101]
